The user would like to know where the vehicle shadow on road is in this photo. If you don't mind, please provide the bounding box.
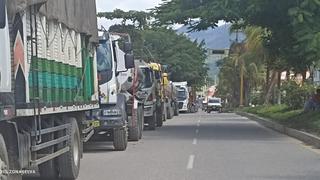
[83,142,116,153]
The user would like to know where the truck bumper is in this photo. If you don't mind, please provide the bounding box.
[207,106,222,111]
[93,116,126,130]
[144,105,155,117]
[178,101,188,112]
[90,107,126,131]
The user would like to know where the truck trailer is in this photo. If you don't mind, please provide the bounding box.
[0,0,98,179]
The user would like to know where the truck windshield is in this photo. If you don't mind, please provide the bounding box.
[97,41,113,84]
[141,68,153,88]
[209,99,220,103]
[0,0,5,29]
[177,90,187,100]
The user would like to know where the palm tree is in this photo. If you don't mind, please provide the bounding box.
[229,26,267,106]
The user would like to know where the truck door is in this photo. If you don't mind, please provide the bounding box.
[0,0,12,92]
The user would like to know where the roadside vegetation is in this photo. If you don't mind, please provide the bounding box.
[243,105,320,136]
[154,0,320,106]
[153,0,320,135]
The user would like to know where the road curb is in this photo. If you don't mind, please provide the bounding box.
[236,111,320,148]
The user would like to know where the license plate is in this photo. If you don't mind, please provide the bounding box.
[92,121,100,128]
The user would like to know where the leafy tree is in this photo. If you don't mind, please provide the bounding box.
[109,24,145,57]
[216,26,266,107]
[154,0,320,105]
[141,28,208,87]
[98,9,152,29]
[155,0,320,69]
[288,0,320,73]
[107,23,208,88]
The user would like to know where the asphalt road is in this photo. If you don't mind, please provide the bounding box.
[78,111,320,180]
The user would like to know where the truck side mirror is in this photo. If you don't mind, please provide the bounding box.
[124,42,132,53]
[125,54,135,69]
[0,0,6,29]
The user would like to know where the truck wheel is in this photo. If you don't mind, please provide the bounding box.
[0,134,21,180]
[0,134,9,180]
[174,104,179,116]
[58,117,80,179]
[138,105,144,139]
[148,111,157,130]
[162,104,167,122]
[157,109,163,127]
[113,128,127,151]
[128,109,140,141]
[167,107,173,119]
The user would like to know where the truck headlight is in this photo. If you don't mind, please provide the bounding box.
[103,109,122,116]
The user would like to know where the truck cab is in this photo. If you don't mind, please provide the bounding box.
[89,31,134,150]
[148,63,167,127]
[0,0,14,111]
[136,60,157,130]
[173,82,189,112]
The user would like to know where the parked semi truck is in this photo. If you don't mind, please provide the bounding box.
[173,82,189,112]
[173,82,198,113]
[0,0,99,179]
[88,31,135,150]
[164,80,179,118]
[148,63,168,127]
[136,60,157,130]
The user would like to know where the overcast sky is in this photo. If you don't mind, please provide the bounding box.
[96,0,163,29]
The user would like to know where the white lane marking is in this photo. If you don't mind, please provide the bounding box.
[192,138,197,145]
[198,119,201,123]
[196,129,199,134]
[187,155,195,170]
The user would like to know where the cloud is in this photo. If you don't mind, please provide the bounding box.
[96,0,162,12]
[96,0,163,29]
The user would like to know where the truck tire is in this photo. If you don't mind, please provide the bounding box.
[174,103,179,116]
[58,117,80,179]
[162,104,167,122]
[128,109,140,141]
[113,128,127,151]
[167,106,173,119]
[138,105,144,139]
[156,109,163,127]
[0,134,9,180]
[0,134,21,180]
[173,103,179,116]
[148,111,157,130]
[1,130,21,180]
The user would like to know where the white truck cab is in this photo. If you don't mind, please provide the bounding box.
[90,31,135,150]
[173,82,189,112]
[0,0,11,93]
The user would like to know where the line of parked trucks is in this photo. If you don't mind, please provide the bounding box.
[0,1,199,179]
